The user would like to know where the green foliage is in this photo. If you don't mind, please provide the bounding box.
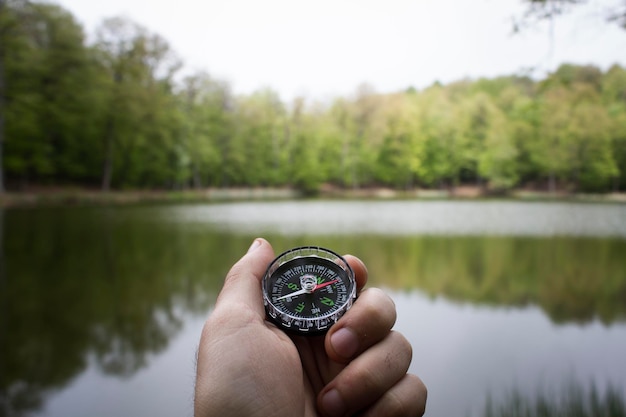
[1,1,625,193]
[93,17,181,190]
[375,93,422,188]
[2,2,101,185]
[177,72,228,188]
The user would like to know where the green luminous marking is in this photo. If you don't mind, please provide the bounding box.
[295,302,305,313]
[316,277,324,284]
[287,283,298,290]
[320,297,334,307]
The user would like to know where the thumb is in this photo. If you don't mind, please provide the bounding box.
[214,238,276,318]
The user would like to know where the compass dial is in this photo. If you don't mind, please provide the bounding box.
[262,247,357,335]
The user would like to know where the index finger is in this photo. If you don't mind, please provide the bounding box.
[343,254,368,291]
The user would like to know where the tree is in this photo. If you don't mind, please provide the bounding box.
[93,17,180,190]
[533,81,618,192]
[508,92,543,185]
[458,93,520,191]
[477,113,519,191]
[329,84,385,189]
[229,88,285,186]
[413,85,466,188]
[375,92,423,188]
[1,1,101,188]
[602,65,626,191]
[34,4,103,184]
[608,106,626,191]
[569,101,618,191]
[1,1,43,187]
[532,87,576,191]
[456,93,498,187]
[288,98,326,194]
[178,72,231,188]
[602,64,626,103]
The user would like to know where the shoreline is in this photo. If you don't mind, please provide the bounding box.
[1,186,625,208]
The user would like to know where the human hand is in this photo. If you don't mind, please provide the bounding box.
[194,238,427,417]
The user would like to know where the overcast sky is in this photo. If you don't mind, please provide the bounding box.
[53,0,626,101]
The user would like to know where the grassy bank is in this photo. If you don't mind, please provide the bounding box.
[0,187,301,208]
[484,382,626,417]
[1,186,625,208]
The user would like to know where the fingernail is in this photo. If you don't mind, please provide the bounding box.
[321,389,347,417]
[330,327,359,359]
[247,239,261,253]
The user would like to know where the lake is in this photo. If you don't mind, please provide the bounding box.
[1,200,625,417]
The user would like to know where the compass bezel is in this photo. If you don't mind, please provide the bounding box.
[262,246,357,335]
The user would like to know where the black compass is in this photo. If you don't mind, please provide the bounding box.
[262,246,357,335]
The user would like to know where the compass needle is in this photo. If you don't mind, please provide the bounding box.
[312,279,339,291]
[262,247,357,335]
[274,288,308,301]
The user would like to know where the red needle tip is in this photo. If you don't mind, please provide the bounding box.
[313,279,339,291]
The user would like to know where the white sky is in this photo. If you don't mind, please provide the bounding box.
[53,0,626,101]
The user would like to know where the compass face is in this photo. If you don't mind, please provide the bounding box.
[262,247,356,335]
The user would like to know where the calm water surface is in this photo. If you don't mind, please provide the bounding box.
[1,200,625,417]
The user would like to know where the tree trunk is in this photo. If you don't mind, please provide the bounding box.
[0,102,5,194]
[0,0,6,194]
[101,119,114,191]
[192,164,201,189]
[102,69,123,192]
[548,171,556,194]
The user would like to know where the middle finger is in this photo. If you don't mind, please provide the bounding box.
[318,330,413,417]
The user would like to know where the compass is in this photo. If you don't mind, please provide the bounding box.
[262,246,357,335]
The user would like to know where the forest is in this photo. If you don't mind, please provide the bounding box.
[1,0,626,195]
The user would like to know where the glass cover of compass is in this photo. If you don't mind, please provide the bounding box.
[262,246,357,335]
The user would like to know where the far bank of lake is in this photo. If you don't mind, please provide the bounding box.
[1,185,626,208]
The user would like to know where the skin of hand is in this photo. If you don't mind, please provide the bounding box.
[194,238,427,417]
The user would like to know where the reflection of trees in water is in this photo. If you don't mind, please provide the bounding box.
[1,382,43,417]
[341,235,626,325]
[0,208,242,416]
[483,380,626,417]
[2,207,626,416]
[91,308,183,377]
